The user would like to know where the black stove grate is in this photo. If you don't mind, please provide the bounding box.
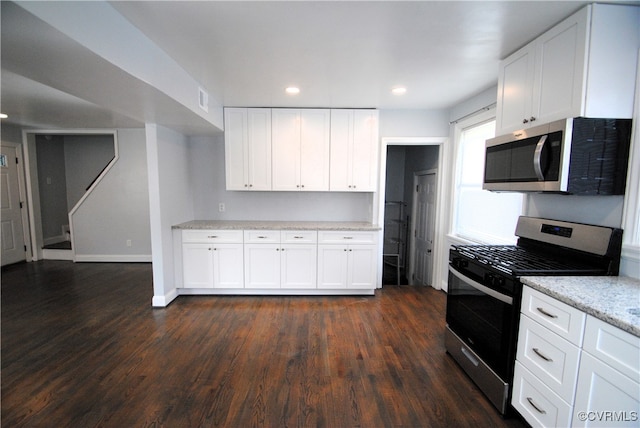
[454,245,605,276]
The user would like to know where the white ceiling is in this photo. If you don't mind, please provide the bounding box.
[2,0,620,133]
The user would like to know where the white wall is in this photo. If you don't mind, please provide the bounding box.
[72,129,151,261]
[1,123,23,143]
[380,109,449,137]
[189,135,374,222]
[147,124,194,307]
[64,134,114,211]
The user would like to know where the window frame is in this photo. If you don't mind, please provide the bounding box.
[450,108,526,245]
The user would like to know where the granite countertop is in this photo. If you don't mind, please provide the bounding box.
[520,276,640,337]
[172,220,381,231]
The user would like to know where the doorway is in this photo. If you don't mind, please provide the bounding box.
[23,130,116,261]
[377,137,447,288]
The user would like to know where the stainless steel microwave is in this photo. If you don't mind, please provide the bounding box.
[483,117,632,194]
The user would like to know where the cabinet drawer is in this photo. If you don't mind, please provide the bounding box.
[244,230,280,243]
[521,286,586,346]
[512,362,572,428]
[517,315,581,403]
[582,316,640,381]
[281,230,317,244]
[318,231,377,244]
[182,229,243,243]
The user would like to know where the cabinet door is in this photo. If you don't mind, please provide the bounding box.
[244,244,281,288]
[496,44,535,134]
[182,243,214,288]
[347,244,377,288]
[329,109,353,191]
[300,109,330,191]
[281,244,317,289]
[350,110,379,191]
[212,244,244,288]
[533,7,588,127]
[247,108,272,190]
[573,352,640,428]
[272,109,301,191]
[317,245,349,288]
[224,108,248,190]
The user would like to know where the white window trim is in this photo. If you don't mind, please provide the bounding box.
[620,56,640,277]
[449,107,527,244]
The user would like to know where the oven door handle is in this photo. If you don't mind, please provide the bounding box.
[449,266,513,305]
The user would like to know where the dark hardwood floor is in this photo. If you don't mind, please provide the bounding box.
[1,261,526,427]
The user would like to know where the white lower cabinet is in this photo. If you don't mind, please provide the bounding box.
[317,231,377,289]
[181,230,244,289]
[572,317,640,428]
[244,230,318,289]
[512,361,573,428]
[513,286,640,427]
[181,228,377,293]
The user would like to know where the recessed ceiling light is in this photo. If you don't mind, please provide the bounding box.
[392,87,407,95]
[285,86,300,95]
[0,113,8,119]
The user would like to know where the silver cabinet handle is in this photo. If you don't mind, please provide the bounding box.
[343,236,353,240]
[208,235,218,238]
[526,397,546,415]
[257,236,268,239]
[536,307,558,319]
[293,236,304,239]
[532,348,553,362]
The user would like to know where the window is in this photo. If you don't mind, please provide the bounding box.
[452,113,524,244]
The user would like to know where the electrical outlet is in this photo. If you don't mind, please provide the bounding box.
[126,239,132,247]
[219,203,225,212]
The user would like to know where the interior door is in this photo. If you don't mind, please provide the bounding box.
[1,144,27,266]
[413,172,437,286]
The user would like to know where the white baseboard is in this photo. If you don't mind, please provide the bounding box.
[74,254,152,263]
[42,248,74,261]
[152,288,178,307]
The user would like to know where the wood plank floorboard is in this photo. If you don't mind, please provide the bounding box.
[1,261,526,427]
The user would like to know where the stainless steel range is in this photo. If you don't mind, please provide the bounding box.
[445,216,622,415]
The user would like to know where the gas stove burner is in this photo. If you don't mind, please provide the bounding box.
[453,244,607,277]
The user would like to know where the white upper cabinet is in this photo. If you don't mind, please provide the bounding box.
[330,109,379,192]
[225,107,379,192]
[272,109,330,191]
[224,108,272,190]
[496,4,639,135]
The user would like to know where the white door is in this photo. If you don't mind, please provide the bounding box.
[246,108,272,190]
[299,109,330,191]
[272,109,301,191]
[347,245,377,289]
[244,244,281,288]
[329,109,353,191]
[317,245,348,288]
[280,244,317,289]
[351,110,379,191]
[182,244,214,288]
[212,244,244,288]
[1,144,27,266]
[413,173,437,286]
